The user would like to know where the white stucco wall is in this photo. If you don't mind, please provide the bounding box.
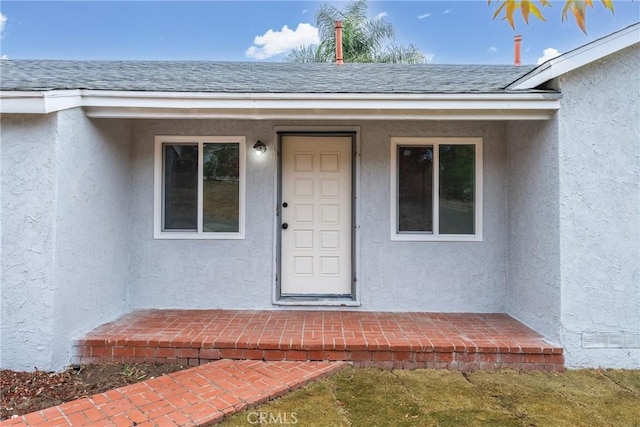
[0,110,132,371]
[50,109,132,368]
[1,114,59,370]
[557,44,640,368]
[129,120,509,312]
[358,121,508,311]
[129,120,275,309]
[1,114,511,370]
[505,118,562,343]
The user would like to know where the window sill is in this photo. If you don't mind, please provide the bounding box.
[154,232,245,240]
[391,234,483,242]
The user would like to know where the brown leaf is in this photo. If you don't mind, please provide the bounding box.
[522,0,531,24]
[561,0,574,21]
[529,2,548,21]
[506,0,517,29]
[601,0,615,13]
[492,1,508,20]
[572,2,588,34]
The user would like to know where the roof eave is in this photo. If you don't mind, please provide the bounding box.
[0,90,83,114]
[507,22,640,90]
[0,89,561,120]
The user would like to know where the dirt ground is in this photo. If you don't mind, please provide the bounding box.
[0,363,185,420]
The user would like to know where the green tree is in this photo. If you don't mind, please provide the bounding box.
[285,0,426,63]
[489,0,616,34]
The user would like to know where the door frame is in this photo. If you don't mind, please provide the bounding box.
[273,129,360,306]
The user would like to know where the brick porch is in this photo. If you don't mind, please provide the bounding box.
[73,310,564,372]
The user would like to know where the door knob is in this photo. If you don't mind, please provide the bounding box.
[283,202,288,208]
[282,223,289,230]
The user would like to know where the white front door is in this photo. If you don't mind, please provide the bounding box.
[280,135,352,296]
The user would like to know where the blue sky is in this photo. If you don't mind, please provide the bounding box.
[0,1,638,64]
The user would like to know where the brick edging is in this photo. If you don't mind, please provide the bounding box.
[73,341,564,372]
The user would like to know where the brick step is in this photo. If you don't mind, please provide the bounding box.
[73,342,564,371]
[72,310,564,372]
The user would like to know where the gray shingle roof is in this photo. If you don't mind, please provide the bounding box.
[0,60,538,94]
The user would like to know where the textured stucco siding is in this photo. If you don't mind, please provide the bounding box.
[129,120,509,312]
[505,118,561,343]
[1,114,59,370]
[1,115,511,370]
[357,121,508,311]
[558,44,640,368]
[50,109,131,368]
[129,120,275,309]
[0,111,132,371]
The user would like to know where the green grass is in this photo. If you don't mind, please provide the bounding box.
[218,368,640,427]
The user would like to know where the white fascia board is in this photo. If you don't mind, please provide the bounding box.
[81,90,558,105]
[0,90,82,113]
[84,107,556,121]
[82,90,560,120]
[508,22,640,90]
[1,89,560,120]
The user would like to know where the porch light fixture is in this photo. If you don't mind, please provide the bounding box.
[253,140,267,155]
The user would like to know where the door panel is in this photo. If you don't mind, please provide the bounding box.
[281,136,352,295]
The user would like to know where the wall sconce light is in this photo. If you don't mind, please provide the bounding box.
[253,140,267,155]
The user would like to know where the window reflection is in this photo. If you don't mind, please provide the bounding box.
[439,145,475,234]
[202,144,240,232]
[163,144,198,230]
[396,143,477,236]
[398,146,433,232]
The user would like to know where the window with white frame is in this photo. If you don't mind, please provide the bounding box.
[154,136,246,239]
[390,137,482,241]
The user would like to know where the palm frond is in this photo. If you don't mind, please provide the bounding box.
[376,44,429,64]
[285,45,330,63]
[285,0,427,64]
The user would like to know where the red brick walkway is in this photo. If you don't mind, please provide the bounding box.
[73,310,564,371]
[1,360,345,427]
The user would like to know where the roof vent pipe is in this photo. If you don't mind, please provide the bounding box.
[514,35,522,66]
[335,21,344,65]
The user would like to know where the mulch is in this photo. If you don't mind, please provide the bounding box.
[1,363,185,420]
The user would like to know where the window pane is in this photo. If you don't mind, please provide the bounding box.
[163,144,198,230]
[398,146,433,232]
[203,143,239,232]
[439,145,475,234]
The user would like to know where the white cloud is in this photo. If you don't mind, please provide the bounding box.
[302,9,309,15]
[488,46,497,53]
[417,13,431,20]
[443,9,451,14]
[246,23,319,60]
[375,12,387,20]
[537,47,561,64]
[1,12,7,35]
[1,54,7,60]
